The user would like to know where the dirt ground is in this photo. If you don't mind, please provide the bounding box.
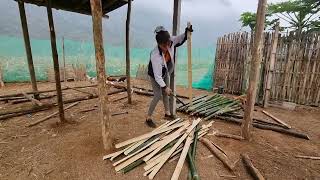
[0,80,319,180]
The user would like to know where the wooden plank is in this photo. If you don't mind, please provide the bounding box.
[27,102,79,127]
[171,130,193,180]
[115,122,188,149]
[125,0,132,104]
[18,1,39,98]
[22,92,43,106]
[90,0,111,150]
[262,110,291,129]
[47,0,65,122]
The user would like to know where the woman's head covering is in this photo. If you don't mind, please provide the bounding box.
[154,26,170,44]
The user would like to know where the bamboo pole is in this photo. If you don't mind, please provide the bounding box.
[46,0,65,122]
[241,0,267,140]
[187,22,192,105]
[62,37,66,82]
[90,0,112,150]
[125,0,132,104]
[264,23,279,107]
[241,154,265,180]
[18,0,39,99]
[170,0,181,116]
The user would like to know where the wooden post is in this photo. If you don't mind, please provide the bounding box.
[170,0,181,116]
[90,0,112,150]
[241,0,267,140]
[18,0,39,98]
[125,0,132,104]
[62,37,66,82]
[187,22,192,105]
[46,0,65,122]
[264,23,280,107]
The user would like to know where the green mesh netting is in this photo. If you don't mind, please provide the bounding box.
[0,36,214,90]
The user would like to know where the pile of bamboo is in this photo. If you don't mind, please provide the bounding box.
[177,94,241,120]
[104,118,212,180]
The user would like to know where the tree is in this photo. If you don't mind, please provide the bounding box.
[239,0,320,34]
[239,12,278,32]
[268,0,320,34]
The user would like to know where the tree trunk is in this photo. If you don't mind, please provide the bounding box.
[241,0,267,140]
[46,0,65,122]
[90,0,112,150]
[125,0,132,104]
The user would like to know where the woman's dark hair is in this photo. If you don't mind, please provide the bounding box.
[156,31,170,44]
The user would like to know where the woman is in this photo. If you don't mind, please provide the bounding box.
[146,25,193,128]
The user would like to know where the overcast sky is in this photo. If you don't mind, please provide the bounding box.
[0,0,285,48]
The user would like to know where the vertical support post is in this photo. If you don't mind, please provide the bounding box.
[241,0,267,140]
[90,0,112,150]
[170,0,181,116]
[46,0,65,122]
[126,0,132,104]
[18,0,39,98]
[263,23,280,107]
[187,22,192,104]
[62,37,66,82]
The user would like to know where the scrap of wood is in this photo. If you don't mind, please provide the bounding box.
[112,111,128,117]
[211,141,228,158]
[200,137,234,171]
[0,141,9,144]
[213,131,244,141]
[219,174,237,178]
[262,110,291,129]
[112,95,128,102]
[66,86,94,96]
[27,102,79,127]
[241,154,265,180]
[79,107,97,113]
[295,155,320,160]
[22,92,43,106]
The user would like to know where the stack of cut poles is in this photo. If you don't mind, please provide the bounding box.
[104,118,212,180]
[177,94,241,120]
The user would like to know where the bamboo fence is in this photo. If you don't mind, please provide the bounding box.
[214,31,320,106]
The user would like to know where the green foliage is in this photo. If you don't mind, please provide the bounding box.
[239,0,320,33]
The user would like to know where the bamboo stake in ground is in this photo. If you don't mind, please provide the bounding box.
[90,0,112,150]
[241,0,268,141]
[262,110,291,129]
[241,154,265,180]
[27,102,79,127]
[187,22,193,105]
[125,0,132,104]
